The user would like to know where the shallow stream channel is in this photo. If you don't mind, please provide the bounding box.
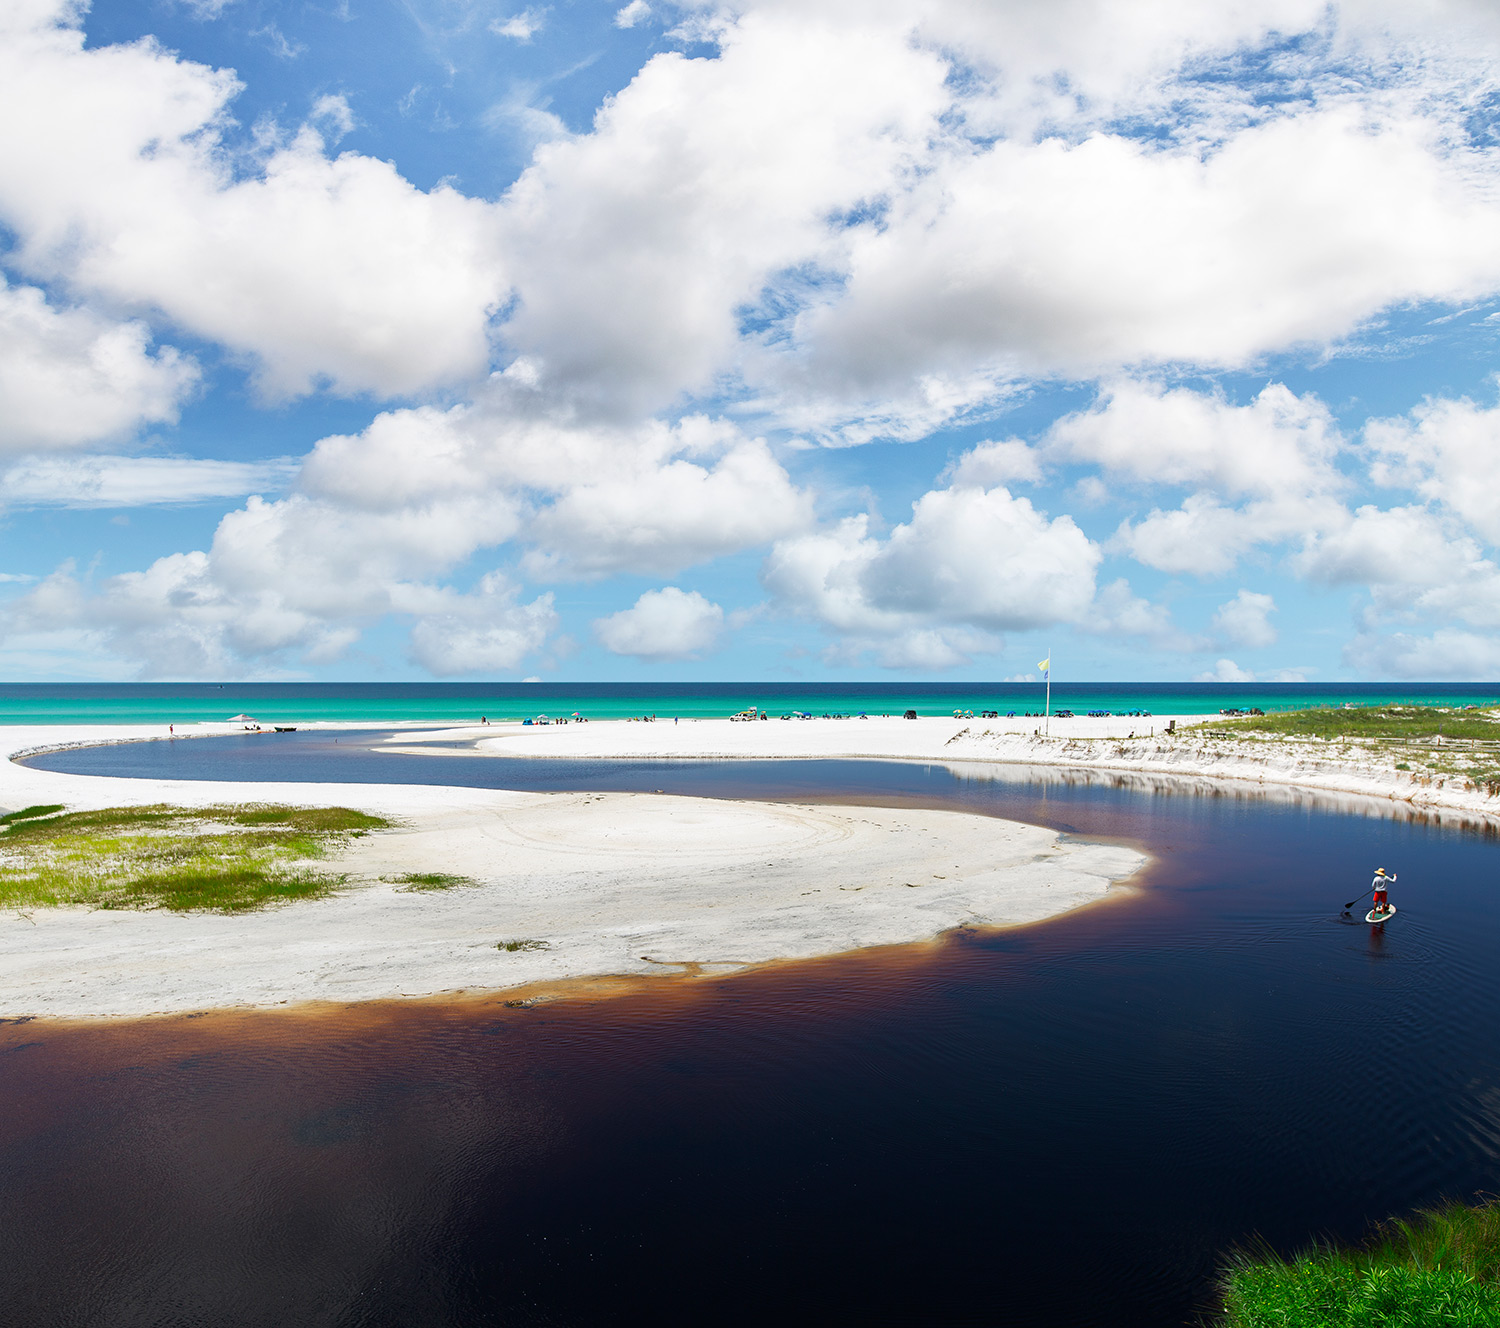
[6,732,1500,1325]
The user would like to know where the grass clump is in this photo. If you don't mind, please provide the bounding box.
[387,872,475,891]
[0,804,65,826]
[497,939,549,953]
[1219,1199,1500,1327]
[0,803,390,913]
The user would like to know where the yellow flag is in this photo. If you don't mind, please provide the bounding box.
[1037,656,1050,673]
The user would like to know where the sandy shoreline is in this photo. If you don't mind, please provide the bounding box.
[5,708,1494,1020]
[399,711,1500,822]
[0,721,1146,1020]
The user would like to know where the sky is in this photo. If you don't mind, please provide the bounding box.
[3,0,1500,684]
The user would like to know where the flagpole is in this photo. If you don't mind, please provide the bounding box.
[1045,645,1051,737]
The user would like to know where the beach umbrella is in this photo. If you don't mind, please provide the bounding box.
[228,714,257,722]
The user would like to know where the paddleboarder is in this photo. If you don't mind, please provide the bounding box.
[1343,867,1398,919]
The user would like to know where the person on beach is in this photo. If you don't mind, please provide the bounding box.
[1371,868,1395,917]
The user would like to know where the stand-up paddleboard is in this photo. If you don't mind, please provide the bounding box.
[1366,905,1397,924]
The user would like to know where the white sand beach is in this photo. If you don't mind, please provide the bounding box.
[0,722,1144,1020]
[389,711,1500,822]
[397,711,1500,819]
[4,706,1494,1021]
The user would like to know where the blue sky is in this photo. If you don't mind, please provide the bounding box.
[4,0,1500,682]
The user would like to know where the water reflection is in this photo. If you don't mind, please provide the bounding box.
[25,728,1500,840]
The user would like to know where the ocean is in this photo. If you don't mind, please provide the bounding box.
[1,680,1498,725]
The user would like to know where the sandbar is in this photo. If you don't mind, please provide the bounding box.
[0,723,1144,1019]
[391,711,1500,821]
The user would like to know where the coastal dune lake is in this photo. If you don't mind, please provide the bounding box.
[7,734,1500,1325]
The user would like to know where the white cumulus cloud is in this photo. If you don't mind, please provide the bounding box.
[496,8,949,418]
[407,574,558,676]
[1063,382,1349,576]
[1,489,528,676]
[763,485,1099,668]
[298,404,815,580]
[1213,590,1279,649]
[0,1,509,400]
[1082,579,1186,646]
[788,108,1500,422]
[0,277,197,453]
[1196,657,1257,683]
[1365,388,1500,544]
[524,435,813,579]
[595,587,725,659]
[947,438,1043,489]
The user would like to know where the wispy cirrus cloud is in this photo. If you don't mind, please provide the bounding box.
[0,455,299,510]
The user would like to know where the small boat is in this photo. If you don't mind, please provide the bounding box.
[1366,905,1397,924]
[273,726,297,733]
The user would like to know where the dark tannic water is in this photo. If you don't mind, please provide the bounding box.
[6,735,1500,1326]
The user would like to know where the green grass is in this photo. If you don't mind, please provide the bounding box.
[0,804,64,826]
[386,871,475,891]
[1206,705,1500,743]
[497,939,549,952]
[0,804,390,912]
[1218,1199,1500,1327]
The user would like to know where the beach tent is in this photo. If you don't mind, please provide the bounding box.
[228,714,257,722]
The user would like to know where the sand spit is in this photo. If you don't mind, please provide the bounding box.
[390,712,1500,823]
[0,724,1142,1019]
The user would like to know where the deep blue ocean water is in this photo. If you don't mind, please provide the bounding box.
[2,679,1499,725]
[3,741,1499,1325]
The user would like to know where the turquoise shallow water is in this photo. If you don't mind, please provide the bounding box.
[1,681,1498,725]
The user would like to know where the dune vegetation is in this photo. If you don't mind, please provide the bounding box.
[1218,1199,1500,1327]
[1206,705,1500,743]
[1203,705,1500,793]
[0,804,389,912]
